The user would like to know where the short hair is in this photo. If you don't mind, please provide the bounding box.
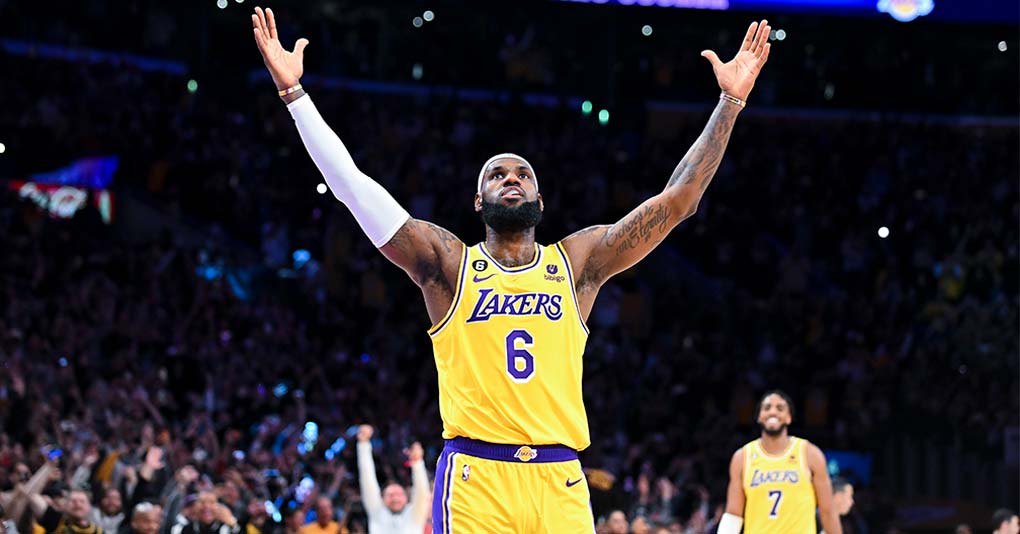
[993,509,1017,529]
[755,389,795,420]
[831,476,851,494]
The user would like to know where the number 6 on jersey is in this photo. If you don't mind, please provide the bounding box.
[505,329,535,382]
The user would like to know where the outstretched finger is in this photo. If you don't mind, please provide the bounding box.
[753,20,769,55]
[740,22,757,52]
[252,16,265,45]
[266,8,279,40]
[254,7,268,35]
[760,42,771,64]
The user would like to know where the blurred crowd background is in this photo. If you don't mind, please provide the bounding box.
[0,1,1017,533]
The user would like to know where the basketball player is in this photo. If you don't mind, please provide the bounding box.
[251,7,772,533]
[721,391,840,534]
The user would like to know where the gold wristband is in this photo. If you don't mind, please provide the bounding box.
[278,84,303,97]
[720,92,746,108]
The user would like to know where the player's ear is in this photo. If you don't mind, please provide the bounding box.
[538,193,544,212]
[474,192,482,212]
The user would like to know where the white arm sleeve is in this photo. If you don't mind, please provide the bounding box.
[356,441,384,518]
[287,94,410,247]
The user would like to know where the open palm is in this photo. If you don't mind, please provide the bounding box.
[252,6,308,91]
[701,20,772,101]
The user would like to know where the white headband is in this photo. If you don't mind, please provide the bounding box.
[477,153,538,192]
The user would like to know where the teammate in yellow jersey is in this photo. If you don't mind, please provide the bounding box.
[251,7,774,533]
[720,391,841,534]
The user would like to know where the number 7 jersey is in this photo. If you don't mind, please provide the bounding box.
[428,242,591,451]
[742,437,817,533]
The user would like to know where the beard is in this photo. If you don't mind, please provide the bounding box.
[480,199,542,233]
[760,422,788,437]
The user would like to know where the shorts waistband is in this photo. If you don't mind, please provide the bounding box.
[444,437,578,463]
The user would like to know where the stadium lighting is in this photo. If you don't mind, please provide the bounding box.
[641,25,653,36]
[316,183,328,195]
[412,63,423,80]
[187,79,198,93]
[423,10,435,22]
[776,29,787,41]
[216,0,228,9]
[998,41,1007,52]
[581,100,593,115]
[413,16,424,28]
[877,226,890,238]
[0,143,6,154]
[598,109,609,125]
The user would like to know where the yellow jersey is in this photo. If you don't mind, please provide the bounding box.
[742,436,817,534]
[429,242,591,450]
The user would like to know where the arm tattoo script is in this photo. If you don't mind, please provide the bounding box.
[604,203,673,255]
[666,102,741,196]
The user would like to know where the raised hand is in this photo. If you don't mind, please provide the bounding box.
[701,20,772,101]
[404,442,424,464]
[251,6,308,91]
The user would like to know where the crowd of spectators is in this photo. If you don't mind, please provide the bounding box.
[1,4,1017,533]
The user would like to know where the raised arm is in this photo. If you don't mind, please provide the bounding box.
[718,448,746,534]
[404,442,431,525]
[251,7,463,322]
[807,443,842,534]
[354,425,384,518]
[560,20,771,306]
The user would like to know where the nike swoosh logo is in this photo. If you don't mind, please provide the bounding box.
[473,273,496,283]
[566,478,583,488]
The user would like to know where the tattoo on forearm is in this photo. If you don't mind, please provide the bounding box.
[604,203,673,254]
[666,102,740,194]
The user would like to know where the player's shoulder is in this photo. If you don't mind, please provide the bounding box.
[731,441,753,463]
[793,436,821,453]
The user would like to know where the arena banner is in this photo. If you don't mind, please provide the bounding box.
[10,180,115,224]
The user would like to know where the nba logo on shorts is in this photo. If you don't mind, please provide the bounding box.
[461,464,471,481]
[514,446,538,462]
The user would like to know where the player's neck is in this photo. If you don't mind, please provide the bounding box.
[758,433,792,456]
[484,227,537,267]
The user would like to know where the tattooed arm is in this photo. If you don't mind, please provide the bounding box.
[561,20,771,313]
[559,102,739,294]
[380,219,464,323]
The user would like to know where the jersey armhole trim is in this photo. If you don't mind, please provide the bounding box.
[554,241,590,336]
[742,443,752,488]
[798,439,809,476]
[427,244,470,337]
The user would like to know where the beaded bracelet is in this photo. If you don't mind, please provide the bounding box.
[720,92,746,108]
[278,84,303,97]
